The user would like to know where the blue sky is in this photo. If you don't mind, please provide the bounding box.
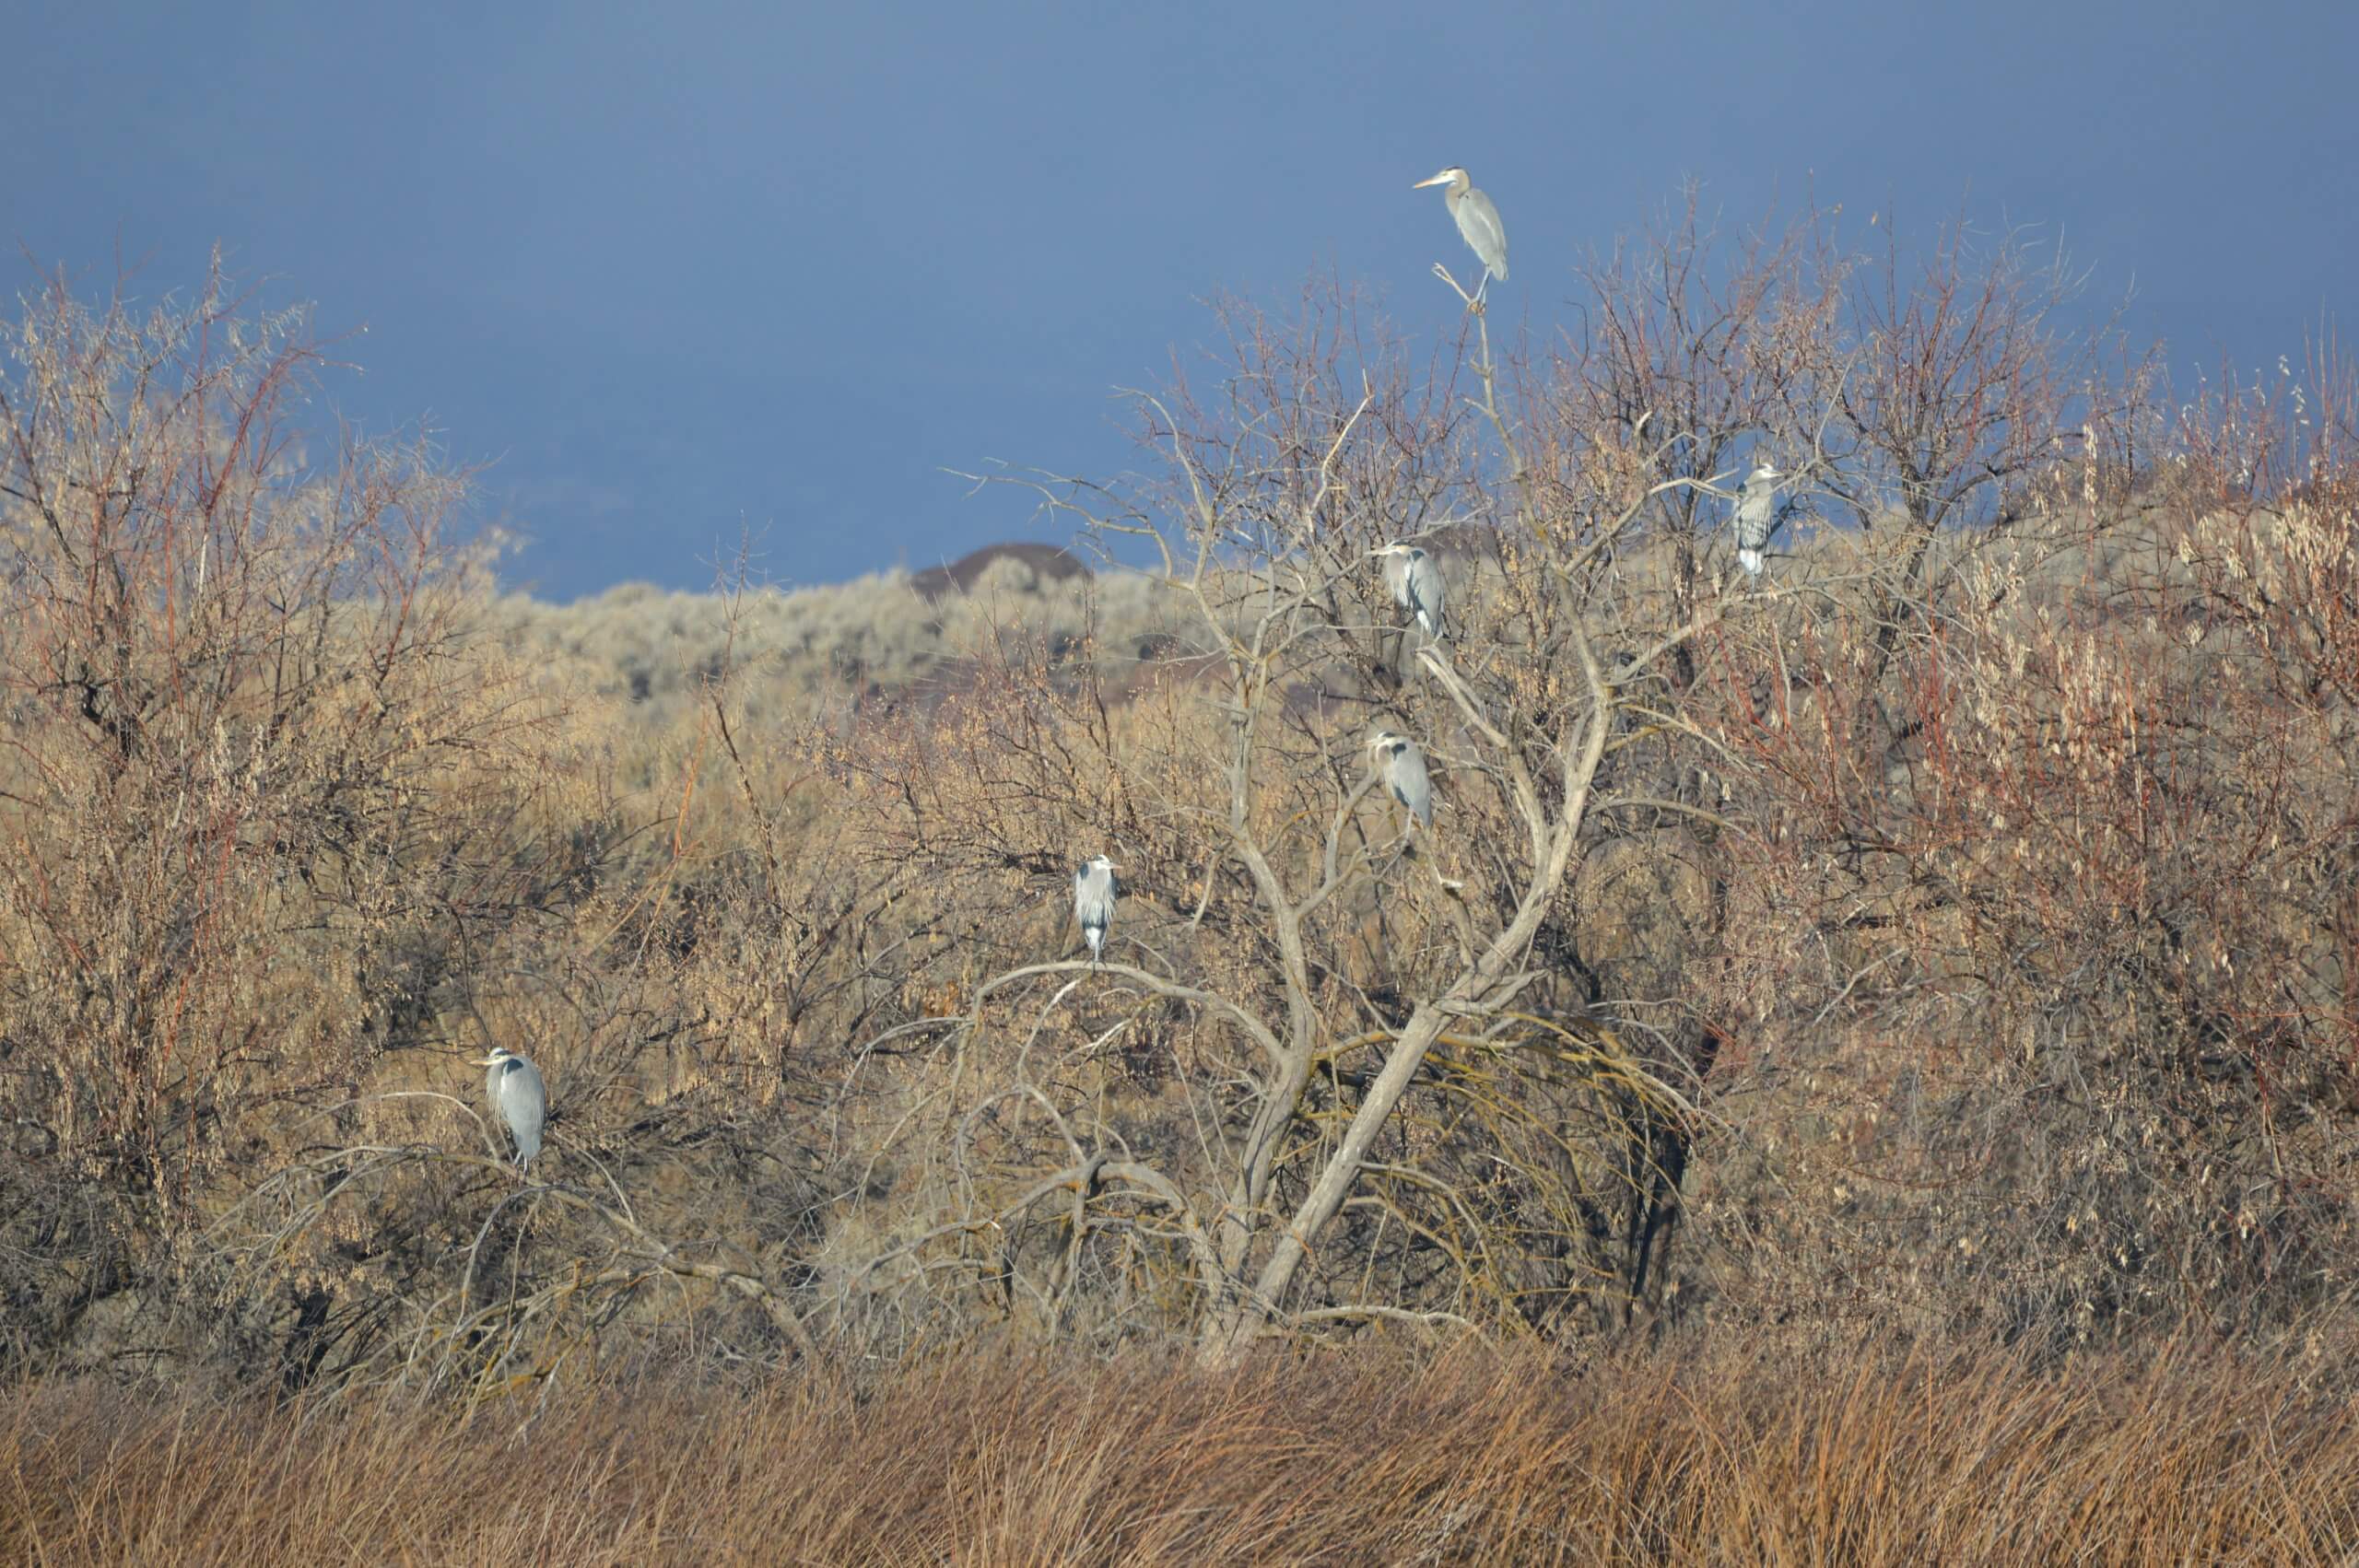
[6,1,2353,598]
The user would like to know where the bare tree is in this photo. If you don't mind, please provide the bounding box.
[823,264,1794,1359]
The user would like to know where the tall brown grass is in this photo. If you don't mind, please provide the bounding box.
[9,1337,2357,1564]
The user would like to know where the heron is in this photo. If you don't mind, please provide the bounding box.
[1365,730,1435,829]
[1370,542,1447,640]
[1074,855,1118,967]
[1413,167,1508,296]
[473,1046,546,1173]
[1733,461,1780,577]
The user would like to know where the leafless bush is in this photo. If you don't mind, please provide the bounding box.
[0,270,851,1384]
[802,271,1797,1358]
[4,192,2353,1399]
[0,263,570,1176]
[1691,345,2359,1350]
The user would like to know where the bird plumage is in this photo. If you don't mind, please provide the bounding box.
[1366,731,1435,829]
[1449,189,1508,283]
[475,1047,546,1171]
[1074,855,1118,967]
[1414,167,1508,284]
[1402,548,1446,639]
[1373,543,1447,640]
[1733,462,1780,577]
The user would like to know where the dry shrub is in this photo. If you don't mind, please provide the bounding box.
[1691,409,2359,1349]
[797,281,1751,1355]
[0,266,600,1360]
[0,271,848,1384]
[1,193,2355,1420]
[487,556,1185,732]
[791,216,2189,1359]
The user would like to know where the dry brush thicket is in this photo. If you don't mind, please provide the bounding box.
[3,203,2357,1420]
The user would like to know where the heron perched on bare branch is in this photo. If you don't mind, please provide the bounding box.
[1366,730,1435,829]
[1734,461,1780,577]
[1074,855,1118,967]
[1371,542,1447,641]
[1414,167,1508,297]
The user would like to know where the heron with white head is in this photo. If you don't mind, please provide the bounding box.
[1413,167,1508,298]
[1733,461,1780,578]
[1074,855,1118,967]
[1370,542,1447,641]
[472,1046,546,1173]
[1365,730,1435,830]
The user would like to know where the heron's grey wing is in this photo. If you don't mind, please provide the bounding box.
[1407,555,1447,636]
[506,1059,546,1161]
[1075,865,1116,930]
[1391,743,1435,826]
[1457,191,1508,280]
[1735,476,1778,550]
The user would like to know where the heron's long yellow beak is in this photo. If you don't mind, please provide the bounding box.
[470,1055,499,1067]
[1413,173,1452,189]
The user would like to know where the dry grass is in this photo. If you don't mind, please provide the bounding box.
[7,1337,2355,1565]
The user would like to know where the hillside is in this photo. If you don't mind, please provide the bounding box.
[485,544,1189,728]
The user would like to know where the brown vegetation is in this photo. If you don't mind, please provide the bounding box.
[486,552,1177,727]
[9,1339,2358,1563]
[4,197,2358,1539]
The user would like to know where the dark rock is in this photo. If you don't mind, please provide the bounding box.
[907,542,1092,604]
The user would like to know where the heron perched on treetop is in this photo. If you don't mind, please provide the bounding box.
[1413,167,1508,293]
[1366,730,1435,830]
[1733,461,1780,578]
[1371,542,1447,641]
[473,1046,546,1173]
[1074,855,1118,967]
